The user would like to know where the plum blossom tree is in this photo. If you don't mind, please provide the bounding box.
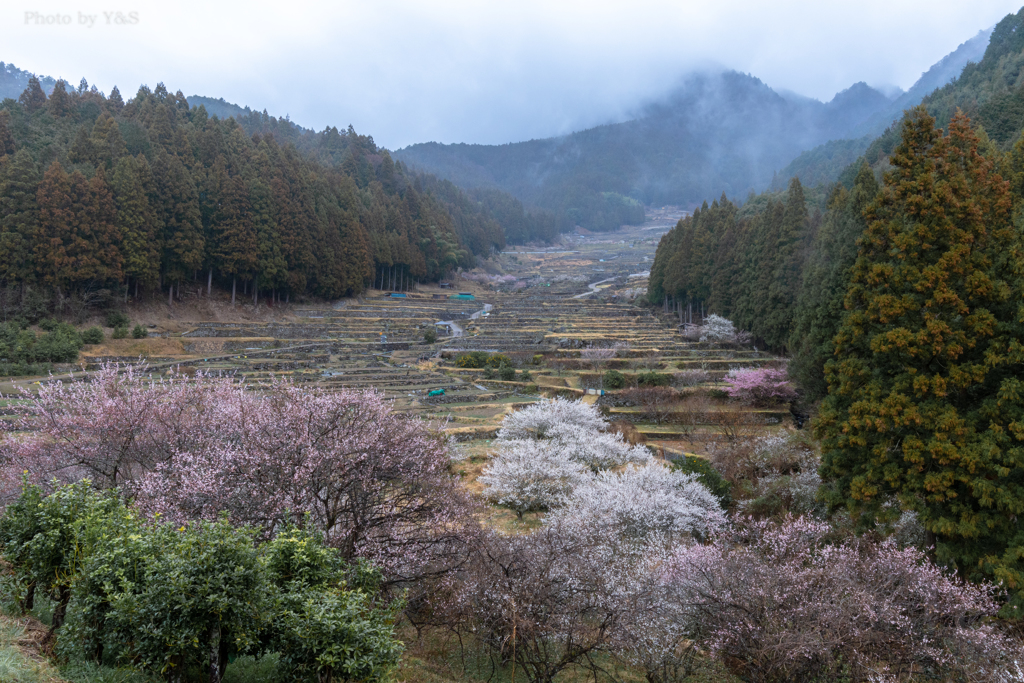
[543,422,651,470]
[496,397,606,440]
[698,314,736,343]
[478,440,589,518]
[661,517,1018,682]
[1,367,473,585]
[722,366,797,406]
[547,462,725,544]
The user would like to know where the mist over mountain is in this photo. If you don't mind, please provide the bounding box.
[394,70,900,227]
[0,62,56,100]
[774,25,994,188]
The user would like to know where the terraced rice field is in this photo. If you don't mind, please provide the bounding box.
[0,218,793,452]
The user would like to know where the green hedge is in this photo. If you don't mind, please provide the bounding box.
[0,483,403,683]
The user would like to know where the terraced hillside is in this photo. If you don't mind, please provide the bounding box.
[1,216,793,457]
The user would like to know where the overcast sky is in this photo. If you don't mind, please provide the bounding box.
[3,1,1021,148]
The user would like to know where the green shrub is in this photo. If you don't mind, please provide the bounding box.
[262,524,403,683]
[38,318,58,332]
[423,326,438,344]
[105,311,130,329]
[520,370,532,382]
[455,351,490,368]
[532,354,544,365]
[131,324,147,339]
[0,481,124,630]
[707,388,730,400]
[81,327,104,345]
[112,326,129,340]
[604,369,626,389]
[671,455,733,509]
[483,367,495,380]
[499,365,516,381]
[33,323,83,363]
[486,353,512,369]
[103,520,266,678]
[637,371,671,387]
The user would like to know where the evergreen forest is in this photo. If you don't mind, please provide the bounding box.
[0,75,524,317]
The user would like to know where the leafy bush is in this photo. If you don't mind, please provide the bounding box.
[604,369,626,389]
[532,354,544,365]
[423,326,438,343]
[0,485,405,683]
[32,322,84,362]
[520,370,532,382]
[486,353,512,369]
[112,325,128,339]
[0,322,83,364]
[103,520,266,679]
[498,365,516,381]
[455,351,490,368]
[671,455,732,509]
[131,324,147,339]
[38,318,58,332]
[105,311,130,328]
[637,371,671,387]
[81,327,104,345]
[0,481,125,631]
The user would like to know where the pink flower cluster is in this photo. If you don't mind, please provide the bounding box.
[0,364,473,583]
[722,366,797,406]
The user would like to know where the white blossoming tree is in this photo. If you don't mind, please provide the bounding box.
[547,461,725,543]
[478,440,590,518]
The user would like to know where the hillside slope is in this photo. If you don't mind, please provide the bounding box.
[396,71,898,226]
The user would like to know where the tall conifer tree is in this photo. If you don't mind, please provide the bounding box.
[816,109,1024,613]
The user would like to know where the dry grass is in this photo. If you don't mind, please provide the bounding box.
[80,337,189,358]
[0,614,63,683]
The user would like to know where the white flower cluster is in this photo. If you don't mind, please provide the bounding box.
[481,398,723,544]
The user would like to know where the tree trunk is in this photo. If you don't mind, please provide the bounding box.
[169,284,173,307]
[253,276,258,305]
[208,268,213,297]
[48,586,71,637]
[135,279,139,299]
[22,581,35,612]
[232,277,236,306]
[209,623,223,683]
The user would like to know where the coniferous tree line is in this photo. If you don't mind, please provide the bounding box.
[651,107,1024,609]
[0,75,508,319]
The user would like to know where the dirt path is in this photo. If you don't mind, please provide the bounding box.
[573,277,617,299]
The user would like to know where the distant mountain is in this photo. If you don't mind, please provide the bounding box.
[185,95,254,121]
[774,25,994,188]
[0,62,56,101]
[395,71,897,226]
[852,27,993,139]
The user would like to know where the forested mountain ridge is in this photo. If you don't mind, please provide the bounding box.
[0,62,56,101]
[0,74,514,316]
[394,71,900,228]
[776,23,999,188]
